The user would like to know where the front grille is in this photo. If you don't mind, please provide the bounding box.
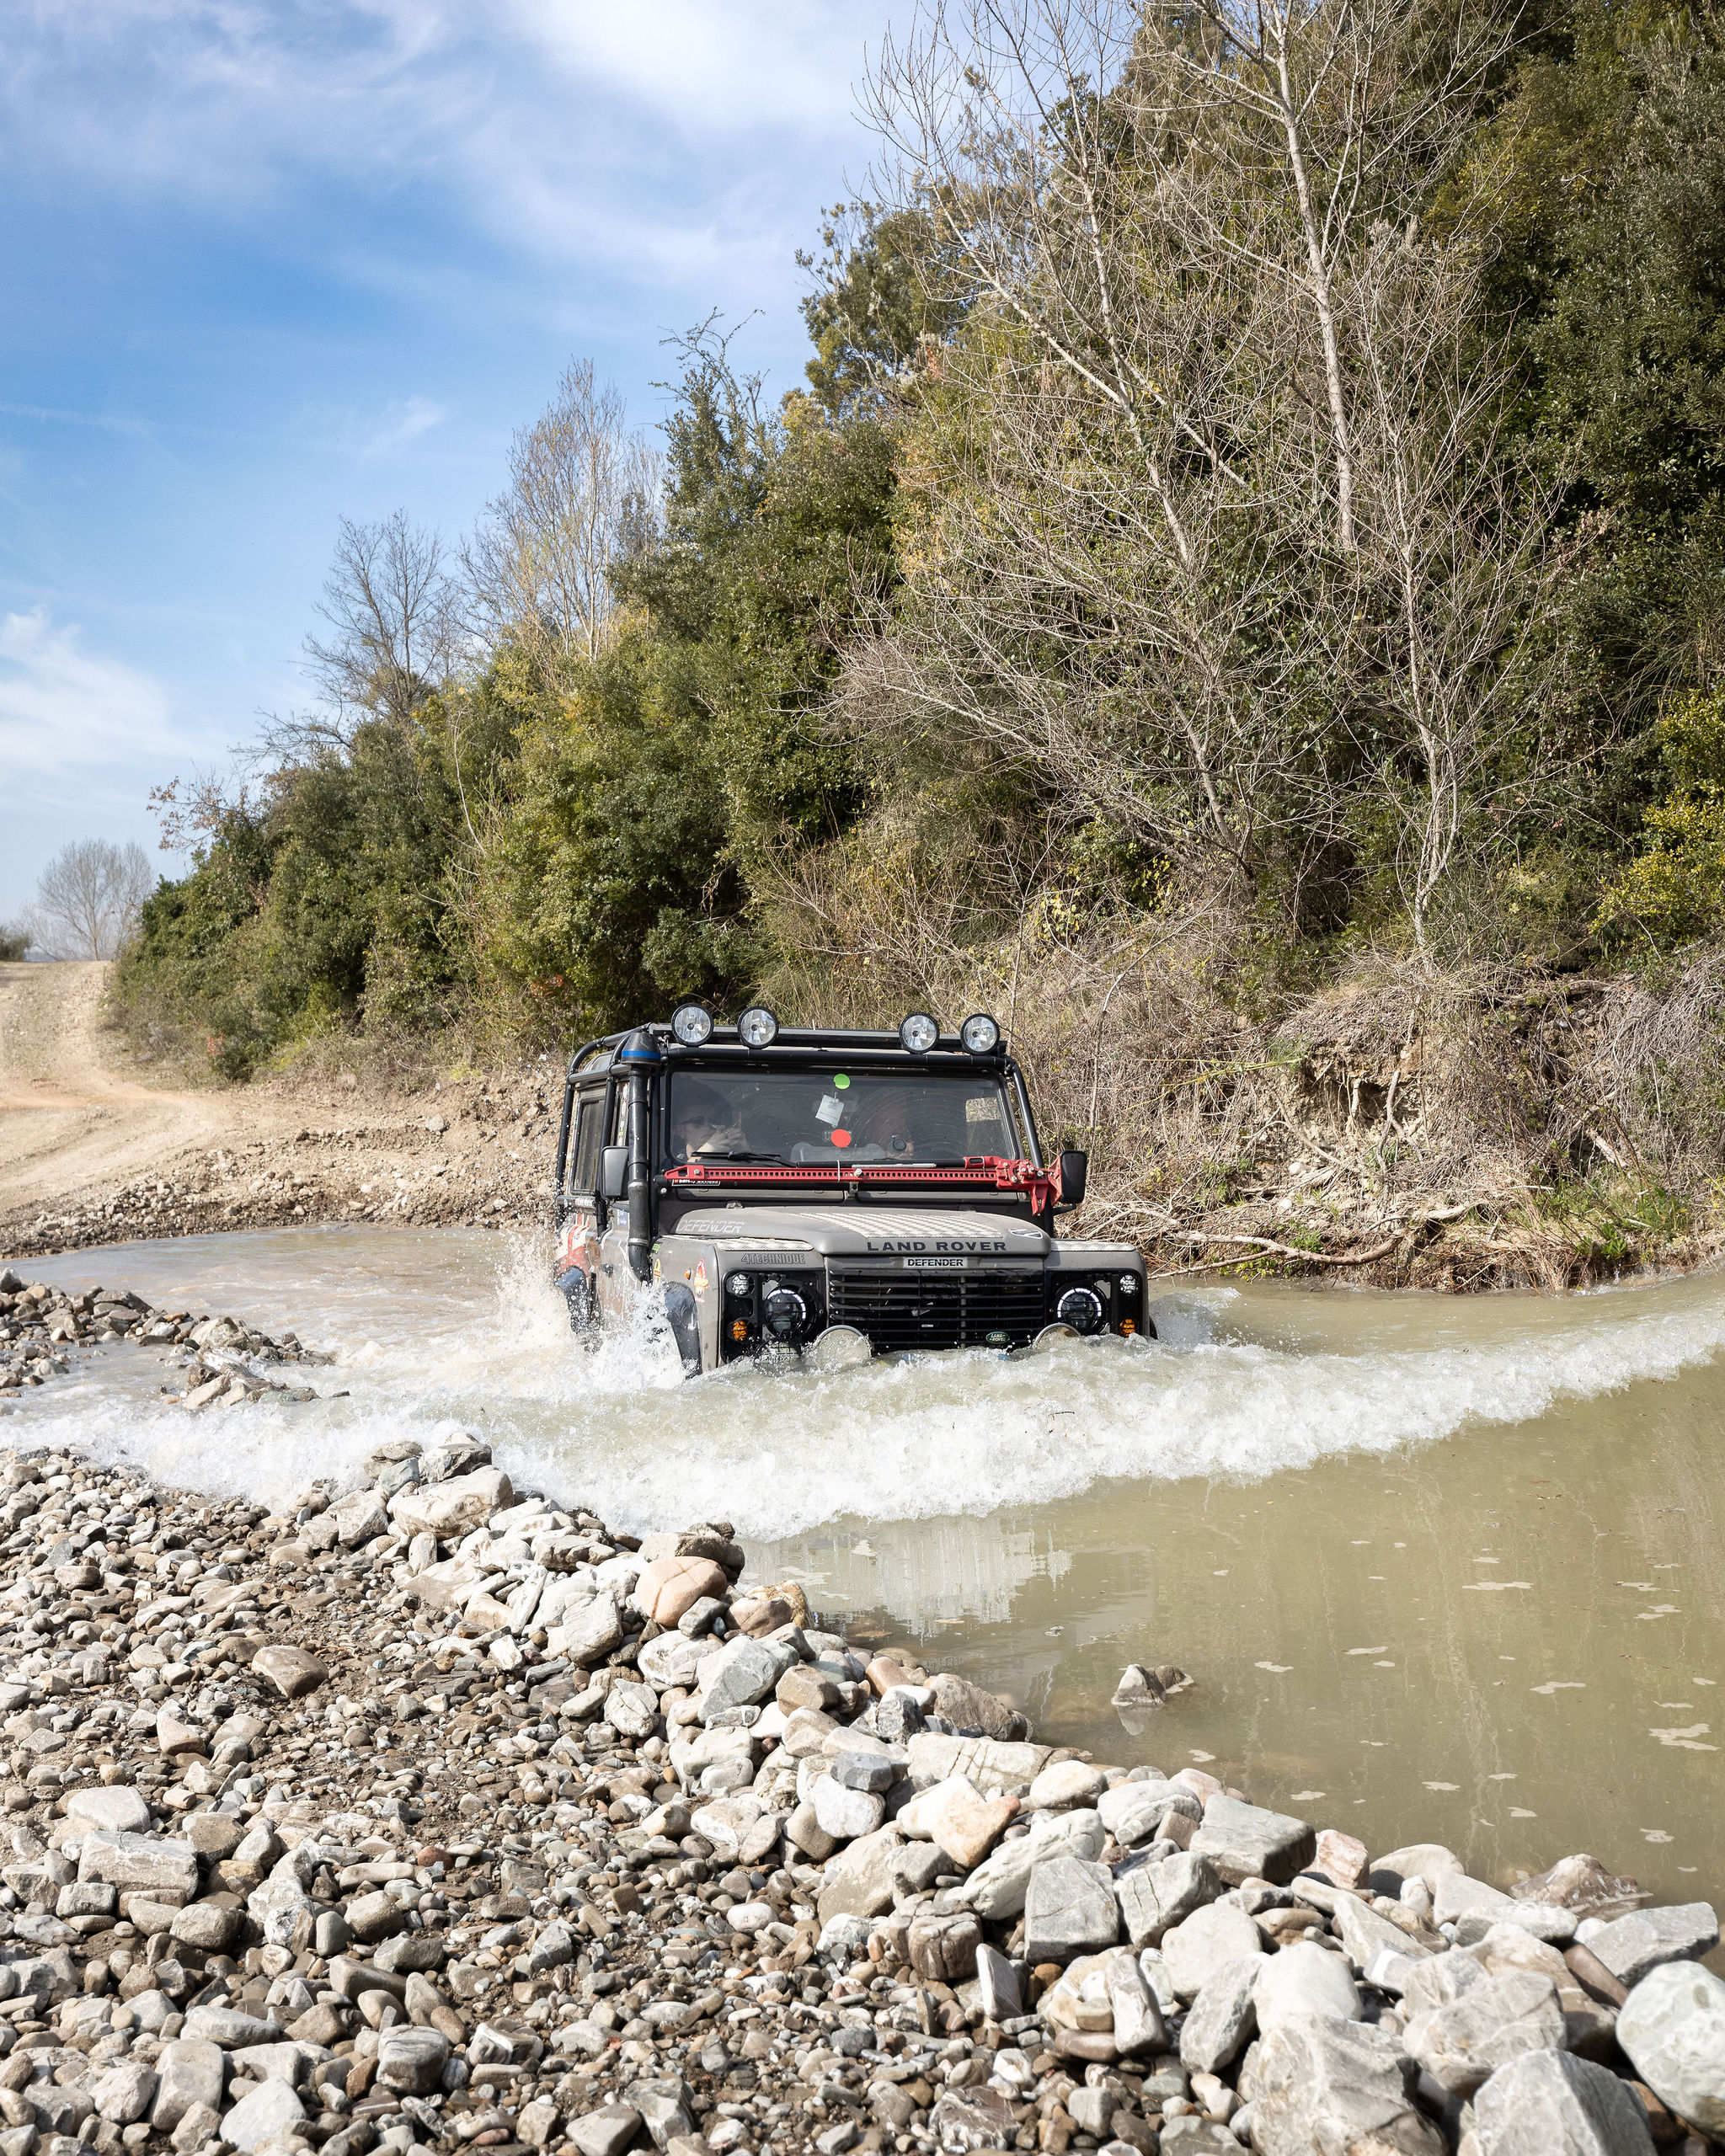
[828,1267,1046,1350]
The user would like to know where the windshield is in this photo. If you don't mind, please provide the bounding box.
[663,1069,1023,1168]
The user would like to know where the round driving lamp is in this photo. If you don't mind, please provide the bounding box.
[899,1011,940,1054]
[959,1013,1001,1054]
[1055,1285,1105,1336]
[670,1002,713,1046]
[737,1006,779,1049]
[763,1285,808,1338]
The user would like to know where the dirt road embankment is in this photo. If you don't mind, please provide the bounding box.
[0,965,547,1259]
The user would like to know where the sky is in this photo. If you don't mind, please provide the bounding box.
[0,0,899,923]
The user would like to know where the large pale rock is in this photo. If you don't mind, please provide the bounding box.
[1471,2047,1656,2154]
[637,1630,708,1693]
[905,1731,1051,1796]
[1114,1851,1224,1950]
[1023,1856,1119,1964]
[1370,1843,1463,1894]
[553,1591,625,1668]
[1616,1960,1725,2137]
[1160,1899,1263,2002]
[817,1825,905,1925]
[906,1775,1017,1870]
[1465,1924,1616,2058]
[378,2025,451,2093]
[927,1672,1019,1742]
[1025,1759,1108,1812]
[1250,2016,1446,2156]
[633,1555,728,1627]
[1406,1967,1565,2096]
[1588,1902,1720,1988]
[690,1795,769,1864]
[63,1785,151,1834]
[814,1778,884,1842]
[931,2086,1017,2152]
[1333,1893,1434,1977]
[405,1555,486,1612]
[79,1831,198,1897]
[1097,1780,1176,1849]
[975,1942,1022,2023]
[90,2062,157,2127]
[604,1682,660,1742]
[1189,1796,1315,1886]
[1106,1948,1166,2058]
[1314,1828,1370,1891]
[951,1809,1103,1921]
[569,2108,643,2156]
[148,2042,225,2134]
[222,2077,306,2153]
[388,1465,513,1538]
[252,1646,328,1700]
[1434,1872,1514,1929]
[701,1637,798,1721]
[1180,1955,1267,2074]
[327,1486,388,1547]
[1254,1940,1362,2031]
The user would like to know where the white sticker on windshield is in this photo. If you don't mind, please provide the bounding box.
[815,1095,844,1126]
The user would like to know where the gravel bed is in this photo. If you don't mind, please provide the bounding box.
[0,1388,1713,2153]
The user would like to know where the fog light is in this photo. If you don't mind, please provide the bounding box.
[1119,1273,1139,1295]
[959,1013,1001,1054]
[670,1002,713,1046]
[899,1011,939,1054]
[737,1006,779,1049]
[724,1273,750,1296]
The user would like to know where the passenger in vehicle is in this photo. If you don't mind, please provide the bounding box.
[669,1082,738,1162]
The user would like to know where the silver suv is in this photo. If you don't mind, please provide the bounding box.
[552,1005,1153,1374]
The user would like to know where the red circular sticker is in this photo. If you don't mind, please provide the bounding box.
[830,1129,852,1150]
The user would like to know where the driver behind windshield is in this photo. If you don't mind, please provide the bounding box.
[668,1081,740,1162]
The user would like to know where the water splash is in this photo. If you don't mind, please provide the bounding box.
[10,1227,1725,1543]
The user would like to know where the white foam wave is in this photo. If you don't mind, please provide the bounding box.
[10,1230,1725,1543]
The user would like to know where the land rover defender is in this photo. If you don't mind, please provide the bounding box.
[551,1004,1153,1374]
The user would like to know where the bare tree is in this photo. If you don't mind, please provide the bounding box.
[292,510,458,748]
[462,360,661,668]
[29,840,155,959]
[848,0,1551,941]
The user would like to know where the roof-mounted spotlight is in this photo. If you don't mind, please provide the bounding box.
[959,1013,1001,1055]
[670,1002,714,1047]
[737,1006,779,1049]
[899,1011,940,1054]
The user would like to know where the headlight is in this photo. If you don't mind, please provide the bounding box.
[959,1013,1000,1054]
[899,1011,940,1054]
[1055,1285,1105,1336]
[737,1006,779,1049]
[670,1003,713,1046]
[724,1273,750,1297]
[762,1286,809,1337]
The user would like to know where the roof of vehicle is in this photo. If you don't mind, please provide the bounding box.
[570,1021,1011,1077]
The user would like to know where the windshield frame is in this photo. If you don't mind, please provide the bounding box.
[659,1060,1032,1173]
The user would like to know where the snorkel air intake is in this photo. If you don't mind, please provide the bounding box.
[617,1028,661,1282]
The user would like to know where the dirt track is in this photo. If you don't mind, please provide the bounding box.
[0,962,548,1257]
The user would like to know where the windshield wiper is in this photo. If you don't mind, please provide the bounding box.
[689,1150,786,1164]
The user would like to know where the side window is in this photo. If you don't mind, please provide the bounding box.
[571,1091,605,1196]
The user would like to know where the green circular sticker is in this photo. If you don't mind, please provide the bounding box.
[834,1074,850,1088]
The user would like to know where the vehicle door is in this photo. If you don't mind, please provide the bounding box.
[595,1081,637,1323]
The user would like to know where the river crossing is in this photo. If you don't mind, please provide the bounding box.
[9,1225,1725,1916]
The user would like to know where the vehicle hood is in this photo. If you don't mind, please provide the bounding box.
[671,1205,1050,1260]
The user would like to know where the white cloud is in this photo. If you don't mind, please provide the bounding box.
[0,2,894,278]
[0,610,182,775]
[361,395,449,457]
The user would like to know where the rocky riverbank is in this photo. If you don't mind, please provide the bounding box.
[0,1414,1711,2156]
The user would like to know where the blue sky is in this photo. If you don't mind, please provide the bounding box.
[0,0,896,921]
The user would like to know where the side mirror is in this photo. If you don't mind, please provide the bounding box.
[600,1145,629,1201]
[1056,1149,1088,1209]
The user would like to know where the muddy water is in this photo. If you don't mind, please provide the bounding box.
[14,1225,1725,1908]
